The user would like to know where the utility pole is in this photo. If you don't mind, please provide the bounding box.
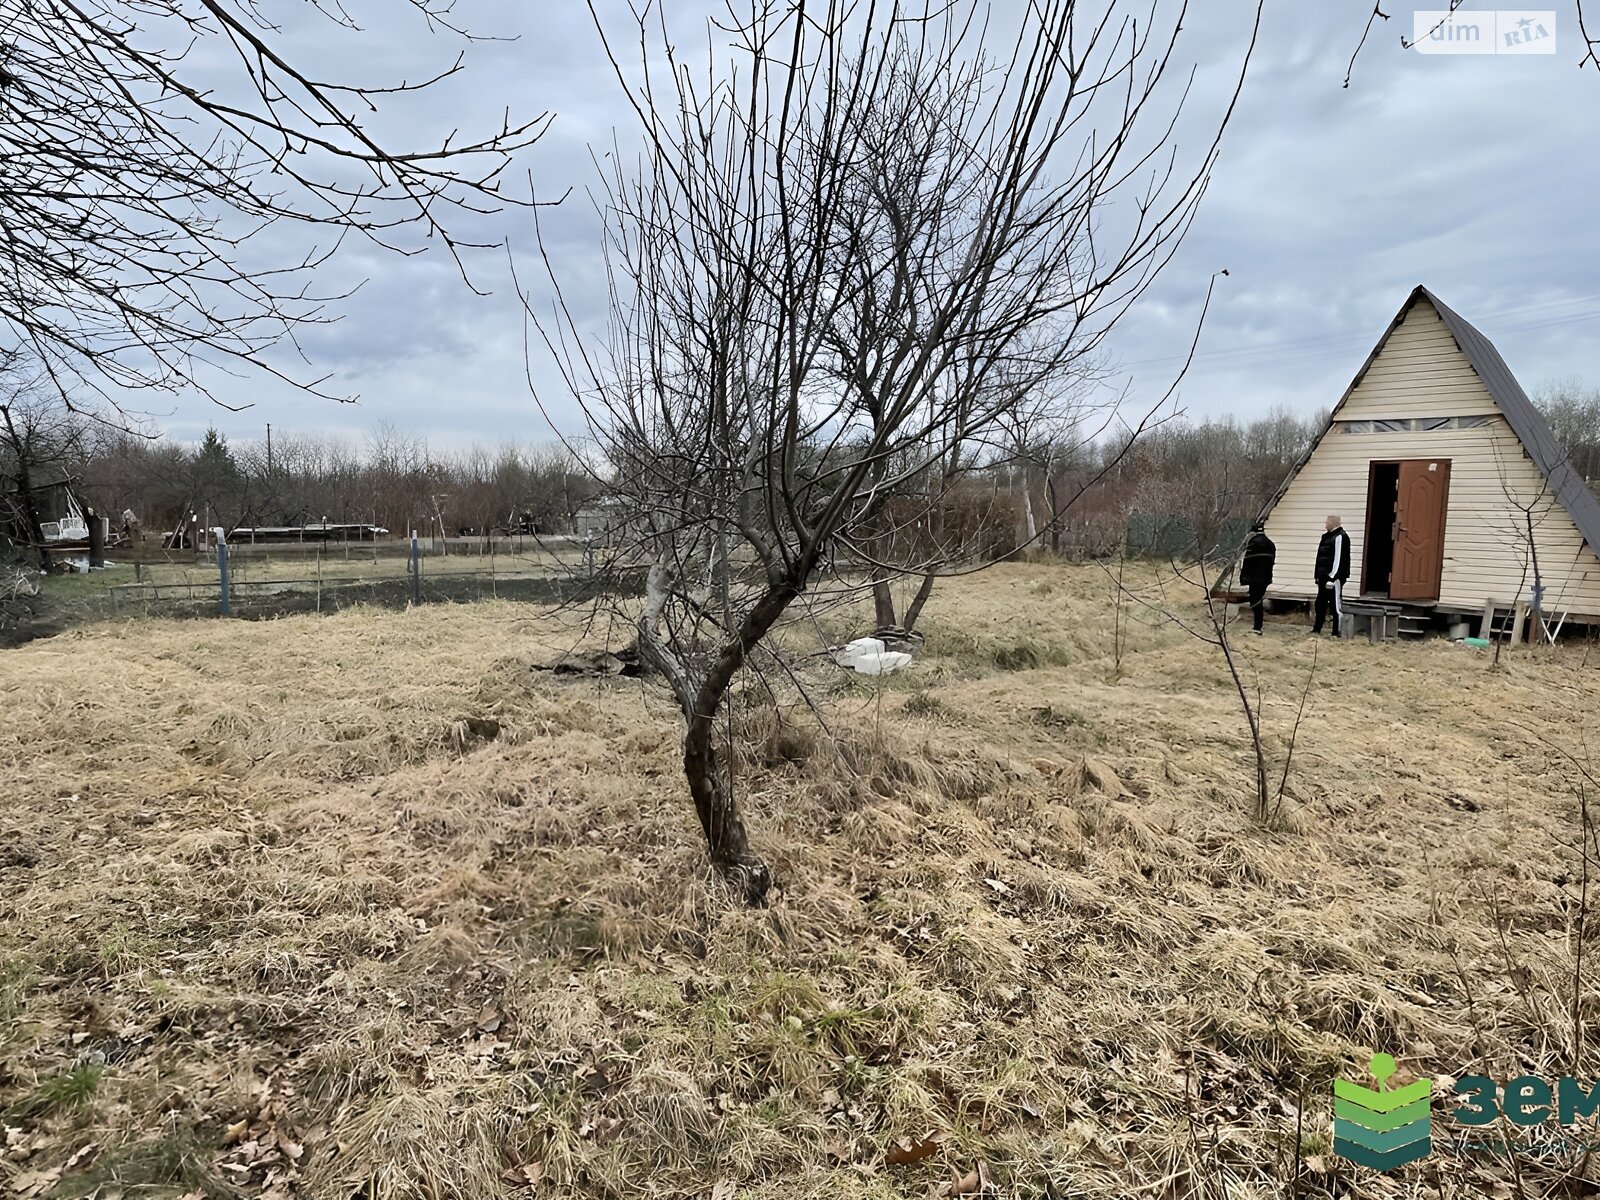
[266,423,273,475]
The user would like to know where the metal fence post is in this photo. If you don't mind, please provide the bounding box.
[410,530,421,606]
[216,528,232,616]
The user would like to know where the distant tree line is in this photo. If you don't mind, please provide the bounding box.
[0,406,1332,560]
[6,383,1596,562]
[2,409,604,549]
[1002,406,1329,559]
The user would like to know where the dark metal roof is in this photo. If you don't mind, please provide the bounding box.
[1418,286,1600,555]
[1260,286,1600,556]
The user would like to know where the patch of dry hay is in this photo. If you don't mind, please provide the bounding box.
[0,566,1596,1198]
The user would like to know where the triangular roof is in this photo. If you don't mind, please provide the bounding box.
[1261,285,1600,554]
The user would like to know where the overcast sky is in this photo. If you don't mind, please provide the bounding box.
[161,3,1600,451]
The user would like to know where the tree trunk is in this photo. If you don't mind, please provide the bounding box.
[715,518,732,628]
[902,570,938,632]
[1046,475,1062,555]
[1527,510,1546,648]
[681,703,770,904]
[636,560,798,905]
[872,568,897,629]
[87,507,104,568]
[0,407,50,572]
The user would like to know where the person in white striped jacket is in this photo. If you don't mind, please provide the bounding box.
[1312,515,1352,636]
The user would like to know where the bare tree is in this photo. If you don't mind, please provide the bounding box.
[526,0,1262,902]
[0,354,95,569]
[995,364,1105,556]
[1538,379,1600,492]
[1113,534,1317,825]
[1490,437,1589,651]
[0,0,549,409]
[868,371,1101,637]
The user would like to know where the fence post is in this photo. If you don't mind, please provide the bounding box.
[410,530,421,606]
[88,509,105,569]
[215,528,232,616]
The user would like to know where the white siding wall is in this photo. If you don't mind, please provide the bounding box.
[1338,302,1501,419]
[1264,300,1600,615]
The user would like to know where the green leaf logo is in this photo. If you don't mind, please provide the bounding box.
[1333,1054,1433,1170]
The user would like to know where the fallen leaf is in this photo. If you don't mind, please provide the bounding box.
[8,1168,61,1198]
[500,1161,544,1189]
[477,1004,503,1034]
[275,1131,304,1161]
[982,878,1011,895]
[63,1142,99,1170]
[221,1119,249,1145]
[951,1162,990,1195]
[886,1135,941,1165]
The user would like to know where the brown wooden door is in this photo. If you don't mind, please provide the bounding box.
[1390,459,1451,600]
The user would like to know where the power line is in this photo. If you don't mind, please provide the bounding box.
[1116,291,1600,372]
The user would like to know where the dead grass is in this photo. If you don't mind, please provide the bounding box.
[1,562,1596,1197]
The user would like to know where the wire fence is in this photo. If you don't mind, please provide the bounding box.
[100,536,638,620]
[1125,512,1251,563]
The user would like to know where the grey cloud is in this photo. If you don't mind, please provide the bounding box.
[156,3,1599,451]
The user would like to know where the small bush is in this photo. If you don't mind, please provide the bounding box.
[8,1063,104,1120]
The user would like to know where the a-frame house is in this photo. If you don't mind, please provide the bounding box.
[1260,286,1600,623]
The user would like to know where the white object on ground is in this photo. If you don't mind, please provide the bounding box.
[831,636,914,675]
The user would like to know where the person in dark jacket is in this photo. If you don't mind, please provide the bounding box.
[1312,514,1352,636]
[1239,520,1276,635]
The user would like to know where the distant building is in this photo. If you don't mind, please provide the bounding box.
[572,501,623,538]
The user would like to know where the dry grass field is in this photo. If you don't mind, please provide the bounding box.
[2,562,1598,1199]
